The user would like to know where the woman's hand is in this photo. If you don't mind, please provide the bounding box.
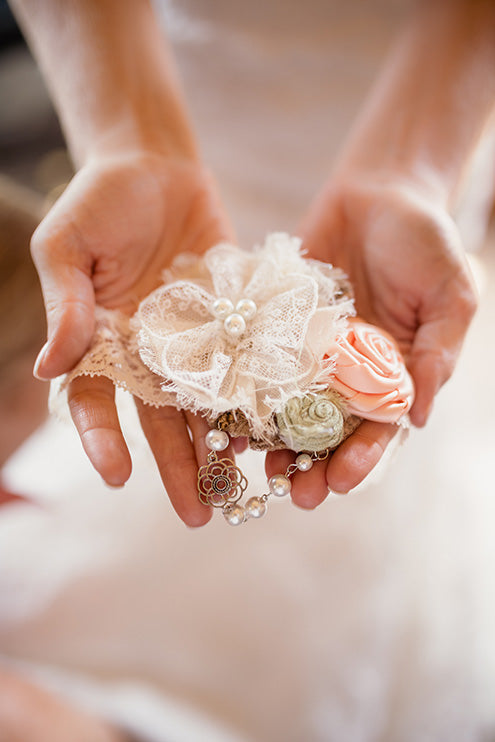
[266,0,495,511]
[9,0,236,526]
[266,176,477,508]
[32,151,235,526]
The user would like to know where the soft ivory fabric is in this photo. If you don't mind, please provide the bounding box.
[55,235,354,441]
[1,2,495,741]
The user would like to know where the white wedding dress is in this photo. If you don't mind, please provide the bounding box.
[1,2,495,741]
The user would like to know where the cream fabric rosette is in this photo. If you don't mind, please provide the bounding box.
[134,233,353,440]
[275,392,346,452]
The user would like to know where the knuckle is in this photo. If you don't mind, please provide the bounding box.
[68,395,94,428]
[68,383,114,425]
[29,223,48,265]
[418,346,456,387]
[30,213,84,269]
[418,345,455,377]
[30,218,61,261]
[355,438,385,473]
[30,219,48,251]
[457,284,478,321]
[414,209,461,255]
[434,349,456,383]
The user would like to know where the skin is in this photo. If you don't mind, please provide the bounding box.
[9,0,495,521]
[30,153,234,526]
[0,668,131,742]
[267,179,478,504]
[267,0,495,505]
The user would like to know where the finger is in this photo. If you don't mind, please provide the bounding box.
[68,375,132,486]
[326,421,398,494]
[408,295,476,427]
[184,411,212,465]
[0,487,29,508]
[135,401,212,527]
[296,187,342,262]
[232,436,248,454]
[291,458,332,509]
[184,413,239,475]
[266,448,334,510]
[265,448,294,486]
[407,339,444,427]
[31,220,95,380]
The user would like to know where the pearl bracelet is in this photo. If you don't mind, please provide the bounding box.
[198,428,329,526]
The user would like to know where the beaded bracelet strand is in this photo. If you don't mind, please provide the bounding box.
[198,428,329,526]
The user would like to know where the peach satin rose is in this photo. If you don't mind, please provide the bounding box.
[325,318,414,423]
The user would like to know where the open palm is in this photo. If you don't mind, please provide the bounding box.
[33,152,235,526]
[266,178,477,508]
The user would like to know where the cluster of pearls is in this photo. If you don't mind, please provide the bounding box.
[211,297,257,339]
[223,496,267,526]
[203,427,327,526]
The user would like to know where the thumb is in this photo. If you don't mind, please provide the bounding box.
[297,190,343,263]
[32,230,95,380]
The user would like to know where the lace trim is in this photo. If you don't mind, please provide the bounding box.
[52,235,356,439]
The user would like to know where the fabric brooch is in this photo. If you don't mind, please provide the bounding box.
[58,233,414,525]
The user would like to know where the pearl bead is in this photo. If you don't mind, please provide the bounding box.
[268,474,292,497]
[295,453,313,472]
[245,496,267,519]
[223,504,246,526]
[235,298,257,320]
[205,429,229,451]
[224,312,246,338]
[212,297,234,320]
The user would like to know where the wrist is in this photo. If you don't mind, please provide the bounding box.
[11,0,200,168]
[331,0,495,213]
[332,162,450,212]
[79,112,200,168]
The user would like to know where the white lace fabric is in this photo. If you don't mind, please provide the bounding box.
[54,306,166,405]
[54,234,354,440]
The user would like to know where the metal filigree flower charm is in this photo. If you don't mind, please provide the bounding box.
[198,454,248,508]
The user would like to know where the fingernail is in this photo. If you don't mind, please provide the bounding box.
[33,343,49,380]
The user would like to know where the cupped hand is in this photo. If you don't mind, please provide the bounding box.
[32,151,235,526]
[266,176,477,508]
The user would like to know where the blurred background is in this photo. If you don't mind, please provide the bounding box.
[0,0,72,202]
